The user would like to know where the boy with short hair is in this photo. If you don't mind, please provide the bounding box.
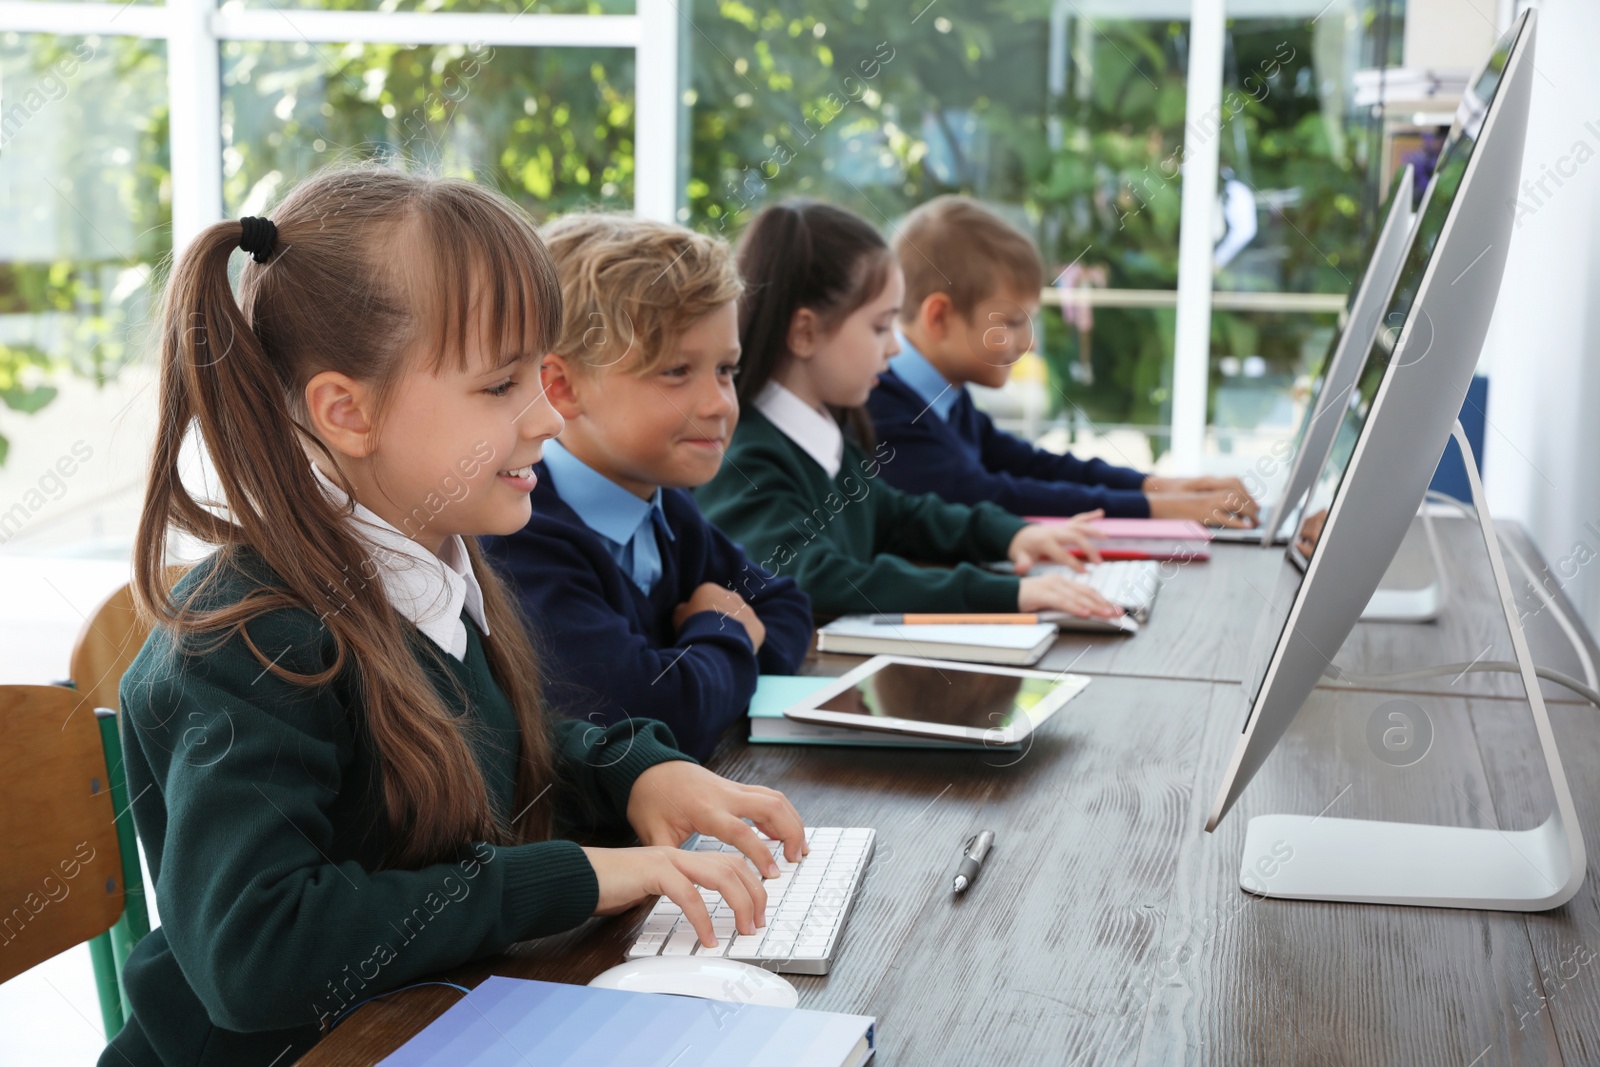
[866,195,1258,527]
[482,214,812,760]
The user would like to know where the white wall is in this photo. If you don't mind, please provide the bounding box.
[1480,0,1600,629]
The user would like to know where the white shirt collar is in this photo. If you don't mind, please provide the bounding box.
[754,381,844,478]
[310,464,488,661]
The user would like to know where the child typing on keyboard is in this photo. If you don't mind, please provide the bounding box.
[481,214,813,760]
[694,199,1122,621]
[105,168,805,1067]
[864,195,1259,527]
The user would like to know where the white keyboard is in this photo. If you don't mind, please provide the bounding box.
[1073,559,1161,618]
[625,827,875,975]
[987,559,1162,620]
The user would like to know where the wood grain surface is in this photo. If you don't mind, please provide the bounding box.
[297,522,1600,1065]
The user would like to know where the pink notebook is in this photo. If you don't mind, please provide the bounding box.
[1027,516,1214,541]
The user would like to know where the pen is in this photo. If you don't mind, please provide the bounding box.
[869,613,1062,625]
[951,830,995,894]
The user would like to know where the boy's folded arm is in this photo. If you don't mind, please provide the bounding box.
[540,613,754,763]
[702,522,814,675]
[510,538,760,761]
[130,665,602,1035]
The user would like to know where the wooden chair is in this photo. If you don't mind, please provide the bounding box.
[67,580,150,720]
[0,685,149,1038]
[65,578,165,1037]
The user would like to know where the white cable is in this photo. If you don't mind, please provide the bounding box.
[1325,660,1600,710]
[1425,490,1598,689]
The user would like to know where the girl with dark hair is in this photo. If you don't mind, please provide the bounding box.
[697,199,1122,620]
[108,166,805,1067]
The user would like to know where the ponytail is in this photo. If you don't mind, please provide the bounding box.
[732,200,893,446]
[134,169,562,867]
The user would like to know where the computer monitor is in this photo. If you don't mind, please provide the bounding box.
[1206,12,1539,835]
[1250,167,1418,546]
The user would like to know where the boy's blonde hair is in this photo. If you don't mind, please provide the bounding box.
[894,195,1044,323]
[542,213,743,374]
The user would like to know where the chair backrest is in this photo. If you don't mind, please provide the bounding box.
[0,685,127,983]
[68,581,152,719]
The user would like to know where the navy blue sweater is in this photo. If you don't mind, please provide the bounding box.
[865,367,1153,518]
[482,465,813,760]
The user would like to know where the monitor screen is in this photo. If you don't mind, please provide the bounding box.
[1241,18,1525,711]
[1269,169,1413,539]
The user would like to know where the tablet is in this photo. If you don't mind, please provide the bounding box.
[783,655,1090,745]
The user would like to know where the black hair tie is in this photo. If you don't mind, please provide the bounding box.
[238,216,277,263]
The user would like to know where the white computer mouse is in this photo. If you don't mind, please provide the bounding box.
[588,956,800,1009]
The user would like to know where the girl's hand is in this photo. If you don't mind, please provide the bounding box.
[1018,573,1124,619]
[1007,510,1105,575]
[626,761,808,877]
[582,845,768,947]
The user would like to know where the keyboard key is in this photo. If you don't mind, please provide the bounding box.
[662,927,700,956]
[729,934,767,956]
[648,829,877,970]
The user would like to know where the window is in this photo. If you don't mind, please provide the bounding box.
[0,0,1405,555]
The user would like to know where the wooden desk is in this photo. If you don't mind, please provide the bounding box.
[300,522,1600,1065]
[1016,516,1599,704]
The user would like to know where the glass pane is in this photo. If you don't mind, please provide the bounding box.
[1010,306,1175,473]
[1205,2,1404,464]
[232,0,630,12]
[685,2,1186,459]
[0,34,169,556]
[222,42,634,219]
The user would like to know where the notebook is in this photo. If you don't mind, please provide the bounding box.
[1070,538,1210,563]
[377,976,876,1067]
[747,674,1021,749]
[814,616,1056,666]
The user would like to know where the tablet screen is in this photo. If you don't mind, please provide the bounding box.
[815,662,1056,730]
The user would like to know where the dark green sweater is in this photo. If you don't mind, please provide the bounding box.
[696,408,1027,615]
[101,552,689,1067]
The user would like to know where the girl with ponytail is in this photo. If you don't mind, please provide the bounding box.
[696,199,1121,621]
[106,167,806,1067]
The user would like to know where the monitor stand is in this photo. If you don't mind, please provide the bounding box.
[1360,506,1446,622]
[1235,421,1585,910]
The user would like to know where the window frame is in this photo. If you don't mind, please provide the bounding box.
[0,0,1359,472]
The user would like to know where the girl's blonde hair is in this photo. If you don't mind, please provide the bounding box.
[541,213,742,374]
[135,167,562,868]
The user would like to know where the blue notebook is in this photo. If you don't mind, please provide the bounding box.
[747,675,1020,750]
[377,976,876,1066]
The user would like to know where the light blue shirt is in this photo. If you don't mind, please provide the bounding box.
[889,335,963,422]
[542,439,675,595]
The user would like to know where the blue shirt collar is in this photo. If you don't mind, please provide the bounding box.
[889,334,963,421]
[541,439,675,549]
